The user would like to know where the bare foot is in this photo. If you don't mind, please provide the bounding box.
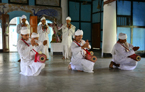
[68,64,72,70]
[78,70,83,72]
[62,57,65,59]
[18,59,21,62]
[109,61,114,69]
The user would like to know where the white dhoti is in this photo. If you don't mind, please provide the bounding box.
[70,40,95,73]
[70,58,94,72]
[113,57,137,70]
[63,45,71,59]
[17,39,45,76]
[112,42,138,70]
[60,23,76,59]
[20,60,45,76]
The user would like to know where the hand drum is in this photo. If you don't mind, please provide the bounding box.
[36,54,47,63]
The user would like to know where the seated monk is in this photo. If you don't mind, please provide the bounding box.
[31,33,47,53]
[17,28,45,76]
[109,33,140,70]
[68,29,95,73]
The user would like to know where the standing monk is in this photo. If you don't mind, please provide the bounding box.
[17,15,30,41]
[60,17,76,59]
[37,17,50,59]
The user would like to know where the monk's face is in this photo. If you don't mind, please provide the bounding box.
[75,35,83,42]
[66,20,71,24]
[119,39,126,43]
[21,34,29,41]
[22,18,26,23]
[41,20,46,25]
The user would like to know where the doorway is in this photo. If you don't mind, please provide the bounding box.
[92,23,101,49]
[9,17,29,52]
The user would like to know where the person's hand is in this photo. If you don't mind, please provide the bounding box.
[46,26,48,29]
[22,24,25,27]
[82,42,89,49]
[85,40,89,44]
[22,23,27,27]
[67,24,71,29]
[133,47,139,51]
[31,38,35,46]
[35,43,39,46]
[43,40,47,45]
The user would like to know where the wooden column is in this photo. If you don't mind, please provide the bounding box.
[2,14,9,52]
[30,16,38,33]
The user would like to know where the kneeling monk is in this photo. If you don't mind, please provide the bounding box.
[17,28,45,76]
[69,29,95,73]
[109,33,140,70]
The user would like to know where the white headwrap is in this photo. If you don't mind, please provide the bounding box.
[21,15,27,20]
[118,33,127,39]
[66,17,71,20]
[75,29,83,36]
[31,33,39,38]
[21,28,30,34]
[41,17,46,21]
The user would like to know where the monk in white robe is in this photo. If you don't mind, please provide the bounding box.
[37,17,50,59]
[17,15,30,41]
[60,17,76,59]
[109,33,140,70]
[31,33,47,53]
[68,29,95,73]
[17,28,45,76]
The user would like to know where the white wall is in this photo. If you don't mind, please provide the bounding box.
[61,0,68,24]
[102,0,117,54]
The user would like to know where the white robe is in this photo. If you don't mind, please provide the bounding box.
[16,23,30,41]
[61,23,76,59]
[37,24,50,58]
[17,38,45,76]
[70,40,95,72]
[111,43,138,70]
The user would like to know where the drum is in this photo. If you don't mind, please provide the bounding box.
[128,54,141,61]
[36,54,47,63]
[85,54,97,63]
[90,51,94,55]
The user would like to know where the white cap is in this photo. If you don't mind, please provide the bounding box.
[66,16,71,20]
[31,33,39,38]
[75,29,83,36]
[118,33,127,39]
[41,17,46,21]
[21,28,30,34]
[21,15,27,20]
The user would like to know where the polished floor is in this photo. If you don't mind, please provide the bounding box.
[0,52,145,92]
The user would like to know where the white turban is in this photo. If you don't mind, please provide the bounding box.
[21,15,27,19]
[66,17,71,20]
[75,29,83,36]
[21,28,30,34]
[41,17,46,21]
[118,33,127,39]
[31,33,39,38]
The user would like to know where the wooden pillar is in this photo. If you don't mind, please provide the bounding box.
[2,14,9,52]
[30,16,38,33]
